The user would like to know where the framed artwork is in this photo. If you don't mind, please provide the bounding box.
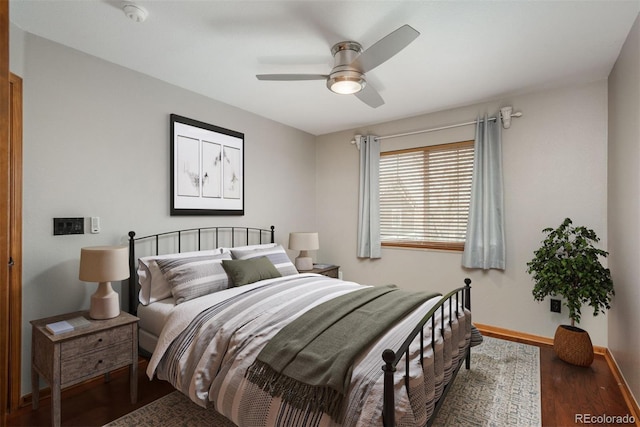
[170,114,244,215]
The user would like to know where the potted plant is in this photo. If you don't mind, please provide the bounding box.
[526,218,614,366]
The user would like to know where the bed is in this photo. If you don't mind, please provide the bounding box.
[127,225,472,427]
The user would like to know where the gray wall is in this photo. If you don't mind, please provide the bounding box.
[608,12,640,408]
[15,30,317,395]
[316,80,609,346]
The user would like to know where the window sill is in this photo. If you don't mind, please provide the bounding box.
[381,242,464,252]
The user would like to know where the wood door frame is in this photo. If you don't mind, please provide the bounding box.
[1,0,11,423]
[8,71,23,414]
[2,1,23,418]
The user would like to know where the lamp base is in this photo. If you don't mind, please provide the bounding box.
[295,256,313,271]
[90,282,120,320]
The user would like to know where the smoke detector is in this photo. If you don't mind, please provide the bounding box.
[122,2,148,23]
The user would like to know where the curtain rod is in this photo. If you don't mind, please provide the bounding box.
[352,107,522,145]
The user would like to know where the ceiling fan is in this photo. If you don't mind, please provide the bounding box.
[256,25,420,108]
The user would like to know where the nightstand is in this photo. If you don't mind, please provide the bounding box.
[30,311,139,427]
[310,264,340,278]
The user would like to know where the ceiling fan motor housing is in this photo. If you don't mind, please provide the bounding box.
[327,41,366,94]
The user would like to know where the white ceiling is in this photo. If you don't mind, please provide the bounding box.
[9,0,640,136]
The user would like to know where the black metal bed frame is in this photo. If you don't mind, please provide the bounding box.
[127,225,275,315]
[382,279,472,427]
[126,225,472,426]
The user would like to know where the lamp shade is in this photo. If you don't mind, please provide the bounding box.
[79,245,129,320]
[289,232,319,271]
[79,246,130,282]
[288,232,319,251]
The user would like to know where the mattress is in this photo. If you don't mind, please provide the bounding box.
[137,297,176,353]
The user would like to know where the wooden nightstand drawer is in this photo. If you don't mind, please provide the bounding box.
[60,341,133,386]
[61,325,132,358]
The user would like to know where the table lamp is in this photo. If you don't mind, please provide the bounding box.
[288,232,319,271]
[79,245,129,319]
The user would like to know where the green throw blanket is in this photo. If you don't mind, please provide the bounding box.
[245,284,441,421]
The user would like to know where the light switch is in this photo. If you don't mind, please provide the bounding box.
[90,217,100,234]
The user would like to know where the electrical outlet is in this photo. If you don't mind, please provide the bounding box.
[550,299,561,313]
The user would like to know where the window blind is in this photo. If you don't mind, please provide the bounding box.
[379,140,474,250]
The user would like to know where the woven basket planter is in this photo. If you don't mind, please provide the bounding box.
[553,325,594,367]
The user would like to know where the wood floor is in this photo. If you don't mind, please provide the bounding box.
[6,340,635,427]
[540,345,635,427]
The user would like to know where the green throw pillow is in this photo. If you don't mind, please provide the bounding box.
[222,256,282,286]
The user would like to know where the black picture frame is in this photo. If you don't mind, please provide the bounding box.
[170,114,244,216]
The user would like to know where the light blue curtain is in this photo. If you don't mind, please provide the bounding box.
[357,135,381,258]
[462,115,506,270]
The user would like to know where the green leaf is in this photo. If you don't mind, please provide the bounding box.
[526,218,614,325]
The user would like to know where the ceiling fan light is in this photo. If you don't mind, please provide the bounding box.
[330,79,362,94]
[328,75,365,95]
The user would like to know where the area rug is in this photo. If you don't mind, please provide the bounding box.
[431,336,541,426]
[104,337,540,427]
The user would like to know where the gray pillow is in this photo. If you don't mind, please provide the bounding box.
[222,256,282,287]
[230,244,298,277]
[156,253,231,304]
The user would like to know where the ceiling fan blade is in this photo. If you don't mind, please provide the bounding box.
[355,84,385,108]
[256,74,328,81]
[351,25,420,73]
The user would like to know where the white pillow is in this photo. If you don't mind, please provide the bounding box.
[137,249,223,305]
[230,244,298,277]
[219,242,276,254]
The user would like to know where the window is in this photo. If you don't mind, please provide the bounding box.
[379,140,474,251]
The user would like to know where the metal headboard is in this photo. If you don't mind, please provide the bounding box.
[127,225,275,315]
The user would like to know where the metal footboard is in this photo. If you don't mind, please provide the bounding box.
[382,278,472,427]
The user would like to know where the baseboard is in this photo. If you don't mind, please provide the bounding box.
[475,323,554,348]
[475,323,639,426]
[474,323,607,354]
[604,349,640,427]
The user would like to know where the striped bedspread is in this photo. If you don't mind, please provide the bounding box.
[147,274,471,427]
